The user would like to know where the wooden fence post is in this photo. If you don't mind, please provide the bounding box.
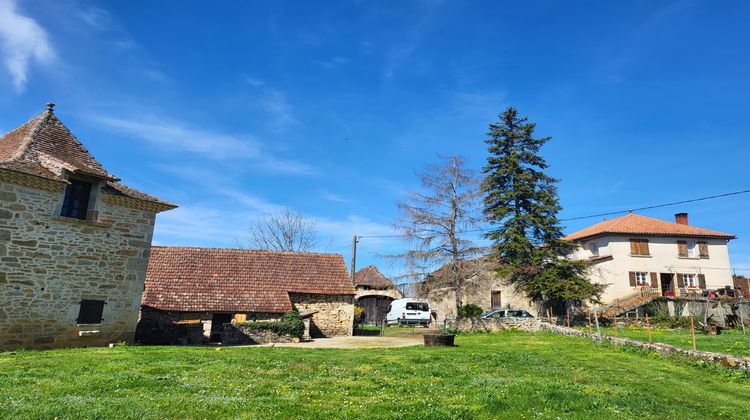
[645,312,652,343]
[566,309,571,328]
[614,314,619,337]
[690,316,697,351]
[587,311,593,334]
[593,306,601,343]
[740,303,747,335]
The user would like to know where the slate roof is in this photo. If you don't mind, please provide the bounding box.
[143,246,356,313]
[0,104,175,209]
[564,213,735,241]
[353,265,395,289]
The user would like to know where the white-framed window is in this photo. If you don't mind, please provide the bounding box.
[684,274,696,287]
[588,242,599,256]
[635,272,649,286]
[686,241,696,258]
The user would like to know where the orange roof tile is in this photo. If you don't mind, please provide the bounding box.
[143,246,356,313]
[354,265,395,289]
[564,213,735,241]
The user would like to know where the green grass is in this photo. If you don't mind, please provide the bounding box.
[581,325,750,357]
[1,332,749,418]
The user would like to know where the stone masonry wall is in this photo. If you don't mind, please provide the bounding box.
[0,180,158,349]
[289,293,354,337]
[448,317,541,333]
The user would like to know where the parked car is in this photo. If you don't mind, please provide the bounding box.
[480,309,533,319]
[385,298,431,326]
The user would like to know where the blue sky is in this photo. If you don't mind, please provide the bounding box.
[1,0,749,279]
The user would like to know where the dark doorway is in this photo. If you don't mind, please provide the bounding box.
[210,313,232,343]
[660,273,674,296]
[491,291,502,308]
[357,296,395,324]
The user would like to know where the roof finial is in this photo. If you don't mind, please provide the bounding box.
[46,102,55,113]
[627,209,633,214]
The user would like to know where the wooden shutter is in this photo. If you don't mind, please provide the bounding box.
[630,240,638,254]
[698,242,709,259]
[676,274,685,288]
[76,300,105,324]
[650,272,658,287]
[698,274,706,289]
[629,272,637,286]
[491,291,502,308]
[677,241,688,257]
[629,239,649,256]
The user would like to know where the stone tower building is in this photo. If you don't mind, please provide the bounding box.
[0,103,175,349]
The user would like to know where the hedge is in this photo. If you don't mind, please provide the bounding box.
[235,311,305,339]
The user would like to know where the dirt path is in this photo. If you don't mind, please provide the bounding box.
[261,335,423,349]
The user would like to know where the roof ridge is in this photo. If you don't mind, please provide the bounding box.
[6,112,46,162]
[151,245,343,257]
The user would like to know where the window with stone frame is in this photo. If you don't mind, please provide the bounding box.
[683,274,696,288]
[635,272,649,286]
[61,179,93,220]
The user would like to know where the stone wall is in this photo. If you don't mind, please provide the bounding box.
[135,306,280,344]
[0,179,159,349]
[221,323,300,345]
[448,317,541,333]
[540,323,750,370]
[289,293,353,337]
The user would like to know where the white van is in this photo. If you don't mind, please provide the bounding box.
[385,298,431,326]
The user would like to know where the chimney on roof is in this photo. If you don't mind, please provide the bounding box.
[675,213,688,225]
[46,102,55,113]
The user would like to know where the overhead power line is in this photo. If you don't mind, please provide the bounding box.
[356,188,750,239]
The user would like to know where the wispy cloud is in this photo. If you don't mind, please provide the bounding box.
[75,6,112,30]
[314,56,350,69]
[92,113,316,175]
[0,0,55,90]
[246,77,301,132]
[383,0,443,79]
[317,188,348,203]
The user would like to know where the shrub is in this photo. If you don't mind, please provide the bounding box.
[457,304,483,319]
[353,305,365,324]
[237,311,305,339]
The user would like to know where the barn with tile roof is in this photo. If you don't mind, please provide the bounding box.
[0,103,175,350]
[137,246,355,343]
[353,265,402,324]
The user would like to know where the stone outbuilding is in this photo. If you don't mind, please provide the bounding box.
[137,246,356,344]
[0,104,176,350]
[353,265,402,323]
[417,257,538,322]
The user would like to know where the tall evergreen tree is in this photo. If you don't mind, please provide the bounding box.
[482,107,603,308]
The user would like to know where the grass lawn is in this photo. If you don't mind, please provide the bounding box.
[1,332,749,418]
[580,325,750,357]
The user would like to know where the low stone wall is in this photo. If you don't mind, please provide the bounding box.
[222,323,299,345]
[540,322,750,370]
[448,317,541,333]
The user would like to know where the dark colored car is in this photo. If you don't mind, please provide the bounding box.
[479,309,534,319]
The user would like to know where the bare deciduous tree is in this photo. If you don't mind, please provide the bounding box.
[394,156,485,315]
[241,208,319,252]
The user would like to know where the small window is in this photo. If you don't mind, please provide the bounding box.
[686,241,696,258]
[629,239,650,256]
[684,274,696,288]
[77,299,105,324]
[635,272,649,286]
[61,179,93,220]
[588,242,599,256]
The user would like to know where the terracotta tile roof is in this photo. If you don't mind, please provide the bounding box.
[143,246,356,313]
[564,213,735,241]
[354,265,395,289]
[0,105,175,209]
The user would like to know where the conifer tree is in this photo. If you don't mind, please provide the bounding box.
[482,107,603,309]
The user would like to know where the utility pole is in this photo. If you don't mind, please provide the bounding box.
[350,235,358,281]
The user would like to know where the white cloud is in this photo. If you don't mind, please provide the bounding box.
[0,0,55,90]
[317,188,348,203]
[92,114,316,175]
[75,6,111,29]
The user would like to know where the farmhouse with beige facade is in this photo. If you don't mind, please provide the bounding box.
[0,104,175,350]
[565,212,735,304]
[137,246,356,344]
